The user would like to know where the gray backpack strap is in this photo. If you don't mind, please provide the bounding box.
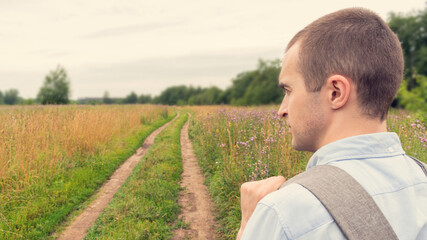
[409,156,427,177]
[281,165,398,240]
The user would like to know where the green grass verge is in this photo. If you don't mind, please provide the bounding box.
[85,112,188,240]
[0,113,176,240]
[188,117,240,240]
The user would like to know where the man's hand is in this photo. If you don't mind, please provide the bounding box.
[236,176,286,240]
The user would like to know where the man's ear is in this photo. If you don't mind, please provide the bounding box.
[325,75,351,110]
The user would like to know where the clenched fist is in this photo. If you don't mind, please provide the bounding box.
[236,176,286,240]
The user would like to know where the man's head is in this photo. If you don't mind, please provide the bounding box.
[278,8,404,151]
[287,8,403,120]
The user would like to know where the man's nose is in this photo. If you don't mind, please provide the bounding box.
[277,98,288,118]
[277,109,288,118]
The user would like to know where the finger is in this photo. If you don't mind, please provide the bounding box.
[267,176,286,190]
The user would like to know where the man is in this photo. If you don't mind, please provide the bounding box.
[237,8,427,239]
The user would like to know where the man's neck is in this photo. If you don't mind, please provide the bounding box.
[317,114,387,151]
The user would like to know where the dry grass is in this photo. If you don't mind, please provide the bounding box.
[0,104,171,191]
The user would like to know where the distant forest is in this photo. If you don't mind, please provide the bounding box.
[1,8,425,115]
[151,59,282,106]
[139,8,427,113]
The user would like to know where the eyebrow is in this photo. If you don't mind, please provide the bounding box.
[278,82,290,89]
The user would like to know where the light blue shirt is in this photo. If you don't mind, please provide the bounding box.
[242,132,427,239]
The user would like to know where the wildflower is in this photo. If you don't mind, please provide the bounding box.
[216,129,219,132]
[220,143,225,148]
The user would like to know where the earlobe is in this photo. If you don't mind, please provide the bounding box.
[326,75,351,110]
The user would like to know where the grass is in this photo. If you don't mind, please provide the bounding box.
[0,105,174,239]
[85,112,188,240]
[188,106,426,239]
[387,109,427,159]
[2,104,424,239]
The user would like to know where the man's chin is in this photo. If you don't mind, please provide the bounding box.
[291,139,300,151]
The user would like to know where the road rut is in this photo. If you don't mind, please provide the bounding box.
[172,113,218,240]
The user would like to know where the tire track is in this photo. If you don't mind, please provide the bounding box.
[57,113,179,240]
[172,113,218,240]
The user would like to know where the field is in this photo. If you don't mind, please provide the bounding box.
[0,105,174,239]
[188,106,426,239]
[0,105,425,239]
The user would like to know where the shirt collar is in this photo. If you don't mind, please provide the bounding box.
[306,132,405,170]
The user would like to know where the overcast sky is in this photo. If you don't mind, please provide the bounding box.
[1,0,425,99]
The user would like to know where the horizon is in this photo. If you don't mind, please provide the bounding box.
[1,0,425,100]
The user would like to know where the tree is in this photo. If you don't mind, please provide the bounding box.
[103,91,114,104]
[123,91,138,104]
[243,60,282,105]
[4,89,20,105]
[189,87,223,105]
[395,75,427,117]
[388,8,427,89]
[137,94,152,104]
[0,90,3,104]
[228,71,256,105]
[156,86,191,105]
[37,65,71,104]
[227,59,282,105]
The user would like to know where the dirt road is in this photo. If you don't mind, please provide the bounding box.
[57,114,179,240]
[172,114,218,240]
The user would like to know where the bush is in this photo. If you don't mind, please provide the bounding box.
[395,75,427,122]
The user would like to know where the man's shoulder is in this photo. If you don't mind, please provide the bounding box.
[261,182,330,220]
[259,182,338,239]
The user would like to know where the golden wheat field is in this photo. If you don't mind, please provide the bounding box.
[0,105,171,190]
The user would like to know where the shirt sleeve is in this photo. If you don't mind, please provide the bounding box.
[241,203,289,240]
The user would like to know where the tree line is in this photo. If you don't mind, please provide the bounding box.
[90,59,282,106]
[150,59,282,106]
[1,8,425,113]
